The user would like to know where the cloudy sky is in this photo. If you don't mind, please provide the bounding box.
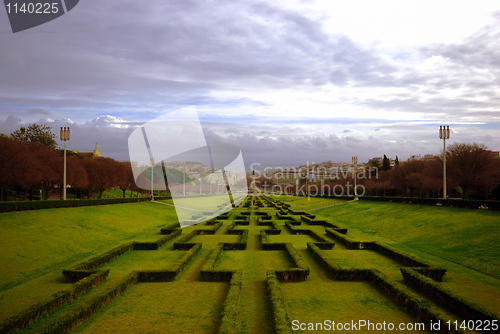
[1,0,500,169]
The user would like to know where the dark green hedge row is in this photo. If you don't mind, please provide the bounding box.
[64,243,135,281]
[266,270,292,334]
[360,196,500,210]
[366,242,446,281]
[223,230,249,250]
[234,220,249,225]
[258,220,273,226]
[38,270,139,334]
[302,218,341,230]
[138,243,202,282]
[275,212,290,220]
[293,229,335,249]
[306,244,456,328]
[274,243,309,281]
[0,270,109,334]
[0,196,173,213]
[65,228,182,281]
[402,268,500,326]
[325,228,364,249]
[134,229,182,250]
[200,244,235,281]
[368,269,454,330]
[234,215,248,220]
[217,270,243,334]
[160,222,181,234]
[172,221,223,248]
[254,211,268,216]
[323,229,446,280]
[267,221,282,234]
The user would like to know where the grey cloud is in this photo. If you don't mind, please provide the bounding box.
[342,129,353,133]
[26,108,50,115]
[0,0,397,112]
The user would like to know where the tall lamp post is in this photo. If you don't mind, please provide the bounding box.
[352,156,358,197]
[60,127,70,200]
[150,157,155,200]
[439,126,450,199]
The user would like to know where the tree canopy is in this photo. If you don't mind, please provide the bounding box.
[11,124,57,149]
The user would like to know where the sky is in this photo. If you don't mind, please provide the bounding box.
[1,0,500,170]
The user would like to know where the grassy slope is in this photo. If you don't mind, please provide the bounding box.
[0,202,178,320]
[274,196,500,279]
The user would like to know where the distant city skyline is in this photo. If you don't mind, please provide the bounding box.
[1,1,499,168]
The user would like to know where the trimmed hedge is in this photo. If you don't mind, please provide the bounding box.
[274,243,309,281]
[160,222,181,234]
[223,230,249,250]
[37,271,139,334]
[266,271,292,334]
[366,242,446,281]
[200,244,234,281]
[133,229,182,250]
[217,270,243,334]
[359,196,500,210]
[306,243,454,328]
[138,243,202,282]
[325,228,364,249]
[0,270,109,334]
[64,228,183,281]
[0,196,171,213]
[402,268,500,326]
[63,243,135,282]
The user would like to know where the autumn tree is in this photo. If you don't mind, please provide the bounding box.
[446,143,495,199]
[0,140,30,201]
[82,157,122,198]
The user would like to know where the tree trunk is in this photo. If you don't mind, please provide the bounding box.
[122,188,126,198]
[98,189,104,198]
[0,186,3,201]
[23,188,28,200]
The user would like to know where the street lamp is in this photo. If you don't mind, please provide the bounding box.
[60,127,70,200]
[352,156,358,197]
[183,168,186,196]
[439,126,450,199]
[150,157,155,200]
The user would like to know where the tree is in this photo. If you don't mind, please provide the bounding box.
[82,157,122,198]
[368,157,382,171]
[447,142,495,199]
[395,156,399,166]
[29,144,62,199]
[382,154,391,171]
[0,140,30,201]
[11,124,57,149]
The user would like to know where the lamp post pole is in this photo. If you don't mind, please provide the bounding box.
[439,126,450,199]
[150,157,155,200]
[352,156,358,197]
[60,127,70,200]
[183,169,186,196]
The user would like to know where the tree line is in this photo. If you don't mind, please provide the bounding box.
[0,124,151,201]
[258,142,500,200]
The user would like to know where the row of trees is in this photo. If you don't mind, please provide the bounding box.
[0,136,149,201]
[256,143,500,199]
[360,143,500,199]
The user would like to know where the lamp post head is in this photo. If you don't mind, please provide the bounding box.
[439,125,450,139]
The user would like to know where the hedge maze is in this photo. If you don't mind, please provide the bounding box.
[1,195,499,333]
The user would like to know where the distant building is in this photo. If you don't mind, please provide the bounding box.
[68,142,102,159]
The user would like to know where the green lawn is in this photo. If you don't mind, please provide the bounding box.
[0,201,178,320]
[2,195,500,333]
[270,195,350,210]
